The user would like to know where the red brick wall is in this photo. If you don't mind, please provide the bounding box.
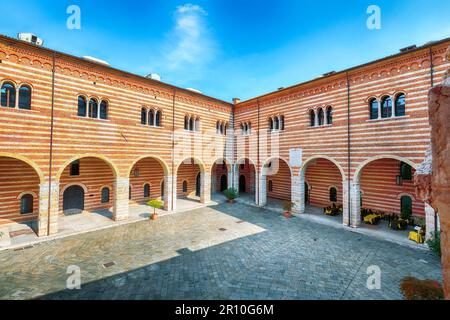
[129,157,165,204]
[305,158,343,207]
[266,159,291,201]
[177,161,200,197]
[238,160,255,194]
[0,157,40,224]
[212,163,228,192]
[360,158,425,216]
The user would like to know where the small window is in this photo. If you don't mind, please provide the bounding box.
[216,121,220,134]
[268,180,273,192]
[280,116,285,131]
[395,94,406,117]
[144,184,151,198]
[141,107,147,125]
[70,160,80,176]
[195,117,200,131]
[269,118,274,131]
[182,181,188,193]
[149,109,155,126]
[78,96,87,117]
[18,85,32,110]
[369,98,379,120]
[309,110,316,127]
[318,108,324,126]
[240,163,245,170]
[274,117,280,130]
[20,194,34,214]
[189,117,194,131]
[381,96,392,118]
[89,98,98,118]
[400,162,412,180]
[1,82,16,108]
[99,100,108,120]
[330,187,337,202]
[101,187,110,203]
[155,110,162,126]
[184,116,189,130]
[326,107,332,125]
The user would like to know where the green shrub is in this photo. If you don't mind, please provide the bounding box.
[427,231,441,257]
[223,188,239,201]
[147,199,164,214]
[400,277,444,300]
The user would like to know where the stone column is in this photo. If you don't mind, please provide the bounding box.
[200,172,211,204]
[211,173,217,194]
[163,175,175,211]
[233,164,239,191]
[425,203,437,240]
[291,169,303,214]
[349,180,361,228]
[227,168,233,191]
[258,173,267,207]
[37,181,59,236]
[113,177,129,221]
[342,180,350,226]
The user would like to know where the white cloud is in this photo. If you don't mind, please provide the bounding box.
[159,3,216,78]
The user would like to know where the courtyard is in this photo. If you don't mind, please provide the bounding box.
[0,203,442,300]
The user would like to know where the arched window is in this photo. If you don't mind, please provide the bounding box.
[155,110,162,126]
[88,98,98,118]
[20,194,34,214]
[148,109,155,126]
[268,180,273,192]
[395,93,406,117]
[99,100,108,120]
[269,118,274,131]
[195,117,200,131]
[141,107,147,125]
[274,117,280,130]
[189,117,194,131]
[369,98,379,120]
[309,110,316,127]
[18,85,32,110]
[318,108,325,126]
[216,121,220,134]
[182,180,188,192]
[280,116,285,131]
[1,82,16,108]
[144,184,150,198]
[381,96,392,118]
[330,187,337,203]
[326,106,333,125]
[101,187,110,203]
[184,116,189,130]
[78,96,87,117]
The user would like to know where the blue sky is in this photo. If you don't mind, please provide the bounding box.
[1,0,450,101]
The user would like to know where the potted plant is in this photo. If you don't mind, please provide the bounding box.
[282,201,294,218]
[223,188,239,203]
[147,199,164,220]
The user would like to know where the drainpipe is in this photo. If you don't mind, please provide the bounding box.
[47,52,56,236]
[346,72,352,227]
[257,98,261,206]
[171,89,177,211]
[429,46,438,233]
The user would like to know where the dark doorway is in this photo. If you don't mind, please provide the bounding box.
[239,175,246,193]
[304,183,309,204]
[220,174,228,192]
[400,195,412,218]
[196,173,201,197]
[63,185,85,214]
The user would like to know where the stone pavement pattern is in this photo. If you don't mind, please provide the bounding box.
[0,203,442,300]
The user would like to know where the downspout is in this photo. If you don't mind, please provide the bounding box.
[346,72,352,227]
[429,46,437,233]
[171,89,177,211]
[257,98,261,206]
[47,52,56,236]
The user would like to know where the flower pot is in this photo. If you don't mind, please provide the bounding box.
[151,213,158,220]
[227,199,235,204]
[283,211,293,218]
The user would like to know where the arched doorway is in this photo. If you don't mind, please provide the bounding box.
[196,173,201,197]
[261,157,292,209]
[63,185,85,214]
[220,174,228,191]
[236,158,256,204]
[176,157,205,207]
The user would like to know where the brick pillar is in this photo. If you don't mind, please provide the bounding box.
[258,173,267,207]
[425,203,437,240]
[163,175,175,211]
[200,172,211,204]
[349,180,361,227]
[113,177,129,221]
[37,181,59,236]
[291,168,303,214]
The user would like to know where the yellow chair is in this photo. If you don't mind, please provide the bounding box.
[409,231,424,244]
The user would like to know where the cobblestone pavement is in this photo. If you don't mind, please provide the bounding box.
[0,203,442,300]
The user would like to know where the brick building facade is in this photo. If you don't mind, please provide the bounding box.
[1,34,449,238]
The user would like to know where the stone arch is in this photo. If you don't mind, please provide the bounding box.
[0,153,45,184]
[127,155,171,177]
[61,182,88,194]
[55,154,119,181]
[301,155,346,179]
[354,155,417,183]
